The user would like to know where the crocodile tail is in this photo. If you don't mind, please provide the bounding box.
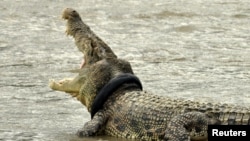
[217,112,250,125]
[207,108,250,125]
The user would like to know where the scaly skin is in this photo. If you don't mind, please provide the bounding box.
[49,8,250,141]
[50,8,134,111]
[62,8,117,67]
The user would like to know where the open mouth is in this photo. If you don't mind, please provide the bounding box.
[80,57,85,69]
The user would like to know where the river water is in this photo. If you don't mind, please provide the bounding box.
[0,0,249,141]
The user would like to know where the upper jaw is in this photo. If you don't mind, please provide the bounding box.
[62,8,70,20]
[62,8,75,20]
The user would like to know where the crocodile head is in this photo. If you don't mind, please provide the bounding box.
[62,8,80,20]
[62,8,117,69]
[50,8,135,114]
[62,8,94,69]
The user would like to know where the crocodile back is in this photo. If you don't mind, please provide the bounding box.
[103,90,250,140]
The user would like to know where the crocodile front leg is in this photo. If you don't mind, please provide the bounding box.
[164,112,208,141]
[77,110,108,137]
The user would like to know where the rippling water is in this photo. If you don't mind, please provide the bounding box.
[0,0,249,141]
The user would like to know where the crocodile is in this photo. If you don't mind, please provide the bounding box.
[49,8,250,141]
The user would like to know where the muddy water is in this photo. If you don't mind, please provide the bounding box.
[0,0,249,141]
